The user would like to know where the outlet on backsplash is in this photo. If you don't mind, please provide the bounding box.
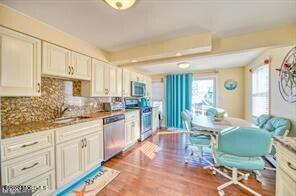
[1,77,113,126]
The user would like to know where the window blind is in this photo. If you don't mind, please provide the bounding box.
[251,64,270,117]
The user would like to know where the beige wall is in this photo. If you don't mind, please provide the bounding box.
[0,4,110,61]
[215,67,245,118]
[245,45,296,136]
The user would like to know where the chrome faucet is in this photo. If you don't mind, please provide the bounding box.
[57,104,69,118]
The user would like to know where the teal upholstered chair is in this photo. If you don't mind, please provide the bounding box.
[212,127,272,196]
[256,114,271,128]
[181,111,211,164]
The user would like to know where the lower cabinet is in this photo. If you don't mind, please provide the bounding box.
[276,169,296,196]
[124,111,140,149]
[56,125,104,188]
[56,137,85,188]
[23,170,56,196]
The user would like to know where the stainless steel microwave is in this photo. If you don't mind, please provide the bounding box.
[131,81,146,97]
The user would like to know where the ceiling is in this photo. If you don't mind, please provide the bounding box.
[1,0,295,52]
[135,48,266,75]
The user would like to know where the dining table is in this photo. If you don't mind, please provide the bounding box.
[191,115,256,134]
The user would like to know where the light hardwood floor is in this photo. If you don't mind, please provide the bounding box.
[100,129,275,196]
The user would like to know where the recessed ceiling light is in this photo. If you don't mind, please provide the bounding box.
[131,59,138,63]
[177,62,190,69]
[176,52,182,57]
[104,0,136,10]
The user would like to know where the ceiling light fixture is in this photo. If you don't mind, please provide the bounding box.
[131,59,138,63]
[104,0,136,10]
[177,62,190,69]
[175,52,182,57]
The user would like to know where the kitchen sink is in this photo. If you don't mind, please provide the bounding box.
[53,116,91,124]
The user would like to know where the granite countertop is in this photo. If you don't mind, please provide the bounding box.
[274,136,296,154]
[1,109,139,139]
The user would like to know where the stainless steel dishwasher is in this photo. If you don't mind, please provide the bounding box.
[103,114,125,161]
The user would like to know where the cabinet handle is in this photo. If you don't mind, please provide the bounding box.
[37,83,41,93]
[81,139,85,148]
[84,138,87,147]
[68,66,71,75]
[21,141,39,148]
[21,162,39,171]
[287,162,296,171]
[71,66,74,75]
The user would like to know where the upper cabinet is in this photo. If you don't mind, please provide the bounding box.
[145,76,153,98]
[122,69,131,97]
[0,27,41,96]
[42,42,71,78]
[42,42,91,80]
[71,52,91,80]
[81,59,122,97]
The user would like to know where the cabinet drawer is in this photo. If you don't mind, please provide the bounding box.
[55,119,103,144]
[23,170,55,196]
[2,147,54,185]
[125,111,140,121]
[1,130,54,161]
[277,144,296,181]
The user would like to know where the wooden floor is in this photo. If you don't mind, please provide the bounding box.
[99,129,275,196]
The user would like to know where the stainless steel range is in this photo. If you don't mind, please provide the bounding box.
[124,98,152,141]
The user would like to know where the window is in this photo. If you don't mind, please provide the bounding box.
[192,77,216,115]
[252,64,270,117]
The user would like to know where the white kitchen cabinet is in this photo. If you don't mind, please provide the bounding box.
[116,67,123,97]
[122,69,131,97]
[56,137,85,188]
[43,42,91,80]
[24,170,56,195]
[55,120,104,188]
[152,107,159,133]
[0,27,41,96]
[276,169,296,196]
[81,59,121,97]
[84,131,104,171]
[145,76,153,98]
[108,65,117,96]
[275,141,296,196]
[124,110,140,149]
[42,42,71,78]
[71,52,91,80]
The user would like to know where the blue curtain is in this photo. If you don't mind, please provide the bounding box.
[166,73,192,129]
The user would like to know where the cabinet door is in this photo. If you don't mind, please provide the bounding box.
[123,69,131,97]
[108,65,117,96]
[276,169,296,196]
[133,120,140,141]
[146,76,152,98]
[71,52,91,80]
[125,122,133,147]
[42,42,71,78]
[116,68,122,97]
[92,59,107,96]
[0,27,41,96]
[84,131,104,171]
[56,137,84,188]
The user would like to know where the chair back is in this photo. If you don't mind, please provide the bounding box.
[217,127,272,157]
[263,117,291,137]
[256,114,271,128]
[181,111,192,131]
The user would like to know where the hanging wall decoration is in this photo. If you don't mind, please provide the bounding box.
[276,46,296,103]
[224,79,238,91]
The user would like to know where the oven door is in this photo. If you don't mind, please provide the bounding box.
[131,82,146,97]
[141,112,152,133]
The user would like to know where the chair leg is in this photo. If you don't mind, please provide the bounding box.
[217,168,262,196]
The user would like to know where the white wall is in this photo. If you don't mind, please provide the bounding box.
[245,45,296,136]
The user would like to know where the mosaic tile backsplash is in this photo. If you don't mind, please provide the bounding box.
[1,77,111,125]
